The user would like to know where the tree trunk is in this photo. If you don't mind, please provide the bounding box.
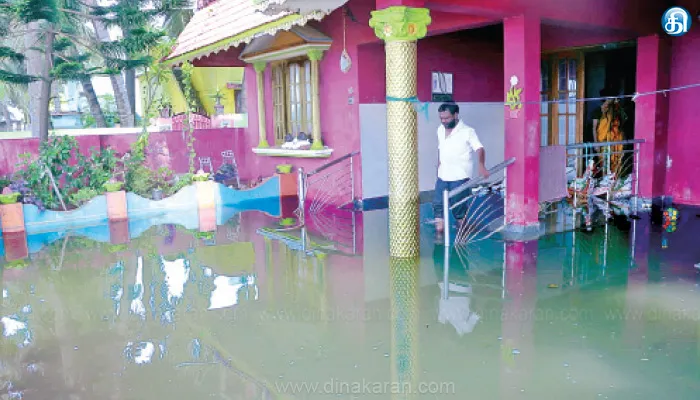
[39,30,55,141]
[87,0,134,127]
[25,21,43,138]
[81,76,107,128]
[25,22,53,141]
[1,101,12,132]
[125,69,136,122]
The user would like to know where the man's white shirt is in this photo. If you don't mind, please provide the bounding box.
[437,120,484,181]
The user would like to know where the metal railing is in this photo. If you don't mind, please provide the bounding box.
[442,158,515,248]
[292,151,360,255]
[298,150,360,216]
[540,139,645,225]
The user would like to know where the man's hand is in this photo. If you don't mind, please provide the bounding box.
[479,164,490,179]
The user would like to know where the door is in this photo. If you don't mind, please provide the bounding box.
[540,52,585,147]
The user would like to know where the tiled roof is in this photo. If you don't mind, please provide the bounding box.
[165,0,329,65]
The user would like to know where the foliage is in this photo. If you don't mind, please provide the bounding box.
[152,166,172,189]
[68,187,100,206]
[75,146,118,191]
[125,164,153,197]
[0,176,10,190]
[13,135,118,210]
[166,173,192,196]
[81,94,121,128]
[103,180,123,192]
[181,60,197,174]
[8,178,44,210]
[141,38,176,125]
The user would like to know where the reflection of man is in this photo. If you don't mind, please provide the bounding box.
[432,244,480,336]
[433,103,489,233]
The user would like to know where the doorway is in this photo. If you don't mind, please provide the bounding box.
[539,44,637,147]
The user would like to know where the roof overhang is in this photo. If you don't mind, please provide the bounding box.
[164,0,340,67]
[253,0,350,16]
[239,25,333,64]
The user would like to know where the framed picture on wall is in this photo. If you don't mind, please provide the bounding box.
[432,72,453,102]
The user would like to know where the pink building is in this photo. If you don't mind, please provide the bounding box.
[165,0,700,232]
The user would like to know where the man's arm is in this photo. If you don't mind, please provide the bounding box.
[476,147,489,178]
[467,129,489,178]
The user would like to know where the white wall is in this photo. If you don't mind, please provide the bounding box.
[359,102,505,199]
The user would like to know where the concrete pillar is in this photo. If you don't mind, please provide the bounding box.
[307,49,325,150]
[389,256,419,398]
[634,35,670,206]
[254,61,270,148]
[503,15,541,239]
[369,5,431,258]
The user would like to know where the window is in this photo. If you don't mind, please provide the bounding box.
[541,52,585,172]
[272,59,313,145]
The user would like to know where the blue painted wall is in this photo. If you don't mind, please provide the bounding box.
[1,180,286,257]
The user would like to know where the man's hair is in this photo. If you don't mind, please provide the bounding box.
[438,102,459,115]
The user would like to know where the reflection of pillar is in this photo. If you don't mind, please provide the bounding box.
[389,256,419,399]
[3,231,28,261]
[623,217,650,347]
[254,61,269,148]
[307,49,324,150]
[369,6,431,258]
[500,240,538,399]
[109,220,130,245]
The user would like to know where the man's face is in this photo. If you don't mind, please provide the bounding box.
[439,111,458,129]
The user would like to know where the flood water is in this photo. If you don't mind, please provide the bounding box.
[1,205,699,399]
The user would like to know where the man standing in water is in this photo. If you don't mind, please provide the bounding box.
[433,103,489,234]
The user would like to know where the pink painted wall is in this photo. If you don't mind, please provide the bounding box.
[358,27,504,104]
[0,129,244,178]
[666,27,700,205]
[241,0,383,198]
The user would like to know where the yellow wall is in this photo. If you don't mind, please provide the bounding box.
[139,67,244,117]
[139,74,188,116]
[190,67,244,115]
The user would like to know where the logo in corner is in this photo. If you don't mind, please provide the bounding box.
[662,7,691,36]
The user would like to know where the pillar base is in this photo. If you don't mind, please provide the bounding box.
[106,191,128,222]
[502,222,543,242]
[0,203,25,233]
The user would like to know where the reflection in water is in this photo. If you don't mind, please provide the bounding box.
[433,245,481,336]
[0,210,699,399]
[389,257,419,399]
[209,275,257,310]
[161,256,190,305]
[129,256,146,318]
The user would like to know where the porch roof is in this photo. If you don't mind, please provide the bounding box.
[164,0,334,66]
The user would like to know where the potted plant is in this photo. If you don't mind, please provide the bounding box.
[276,164,293,174]
[192,170,210,182]
[210,90,225,116]
[103,179,124,192]
[0,186,24,233]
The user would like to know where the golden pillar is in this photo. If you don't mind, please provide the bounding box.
[254,61,269,148]
[369,7,431,258]
[389,256,420,399]
[307,49,325,150]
